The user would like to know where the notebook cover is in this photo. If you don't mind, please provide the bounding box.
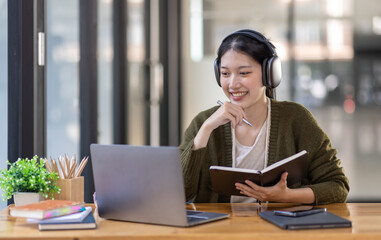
[28,206,92,223]
[260,151,308,186]
[38,211,97,231]
[259,211,352,230]
[10,200,85,219]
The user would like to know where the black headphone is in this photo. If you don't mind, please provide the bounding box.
[214,29,282,89]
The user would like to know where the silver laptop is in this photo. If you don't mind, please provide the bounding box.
[90,144,229,227]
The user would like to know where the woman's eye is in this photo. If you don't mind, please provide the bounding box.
[221,72,230,77]
[240,72,250,76]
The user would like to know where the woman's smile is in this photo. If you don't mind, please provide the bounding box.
[230,91,248,97]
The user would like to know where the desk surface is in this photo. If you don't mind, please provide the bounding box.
[1,203,381,240]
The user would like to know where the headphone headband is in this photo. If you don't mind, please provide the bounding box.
[221,29,277,56]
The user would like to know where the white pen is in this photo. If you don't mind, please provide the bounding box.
[217,100,253,127]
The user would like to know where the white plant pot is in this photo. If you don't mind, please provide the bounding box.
[13,192,44,206]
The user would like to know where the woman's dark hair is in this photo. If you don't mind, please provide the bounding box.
[216,34,276,99]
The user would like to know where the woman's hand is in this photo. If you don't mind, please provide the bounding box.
[206,101,248,129]
[235,172,315,204]
[192,102,247,150]
[236,172,289,202]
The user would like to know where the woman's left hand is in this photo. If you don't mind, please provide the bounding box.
[235,172,289,202]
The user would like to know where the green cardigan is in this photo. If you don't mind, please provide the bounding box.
[179,99,349,205]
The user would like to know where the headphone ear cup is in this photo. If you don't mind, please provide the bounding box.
[214,58,221,87]
[262,58,270,87]
[262,56,282,88]
[267,56,282,88]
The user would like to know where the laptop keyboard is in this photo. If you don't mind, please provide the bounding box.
[186,210,203,216]
[186,210,210,223]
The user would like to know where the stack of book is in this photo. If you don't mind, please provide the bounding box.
[9,200,97,231]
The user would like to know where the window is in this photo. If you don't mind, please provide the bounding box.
[98,0,113,144]
[127,0,146,145]
[46,0,80,157]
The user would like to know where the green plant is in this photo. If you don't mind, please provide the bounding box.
[0,156,60,201]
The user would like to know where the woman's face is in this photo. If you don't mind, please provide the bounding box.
[220,49,266,109]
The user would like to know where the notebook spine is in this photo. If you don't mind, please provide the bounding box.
[259,171,264,186]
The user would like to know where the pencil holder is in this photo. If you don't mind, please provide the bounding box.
[52,176,84,202]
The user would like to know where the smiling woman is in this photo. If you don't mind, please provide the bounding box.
[179,29,349,206]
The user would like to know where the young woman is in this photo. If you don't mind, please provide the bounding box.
[179,29,349,205]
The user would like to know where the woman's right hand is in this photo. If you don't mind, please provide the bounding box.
[192,102,247,150]
[206,101,247,129]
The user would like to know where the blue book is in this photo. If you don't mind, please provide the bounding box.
[38,210,97,231]
[28,206,92,224]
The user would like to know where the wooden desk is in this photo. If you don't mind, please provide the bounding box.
[1,203,381,239]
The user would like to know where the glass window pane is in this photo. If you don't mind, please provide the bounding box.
[127,0,146,145]
[46,0,80,158]
[291,0,381,201]
[98,0,113,144]
[0,0,7,210]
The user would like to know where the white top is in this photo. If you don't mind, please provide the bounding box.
[230,99,271,203]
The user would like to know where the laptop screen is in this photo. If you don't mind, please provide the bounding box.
[90,144,189,226]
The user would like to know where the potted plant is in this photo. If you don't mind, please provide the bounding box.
[0,156,60,206]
